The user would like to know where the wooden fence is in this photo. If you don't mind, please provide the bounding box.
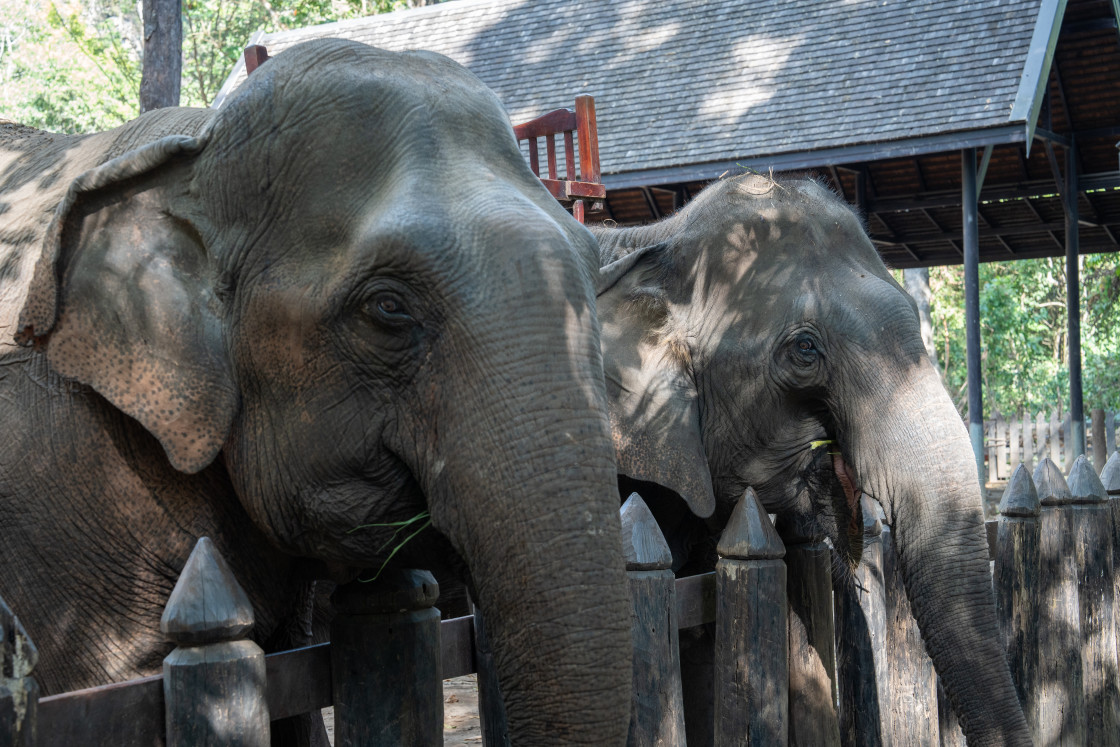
[985,408,1118,481]
[4,451,1120,746]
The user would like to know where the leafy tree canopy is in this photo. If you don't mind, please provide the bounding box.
[1,0,410,133]
[928,250,1120,416]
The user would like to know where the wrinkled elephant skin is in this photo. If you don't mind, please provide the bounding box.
[594,174,1031,746]
[0,39,630,746]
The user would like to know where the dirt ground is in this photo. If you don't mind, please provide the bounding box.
[322,674,481,745]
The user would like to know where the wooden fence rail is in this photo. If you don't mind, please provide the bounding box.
[5,452,1119,745]
[985,408,1118,481]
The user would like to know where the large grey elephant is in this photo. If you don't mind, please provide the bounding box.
[593,174,1031,745]
[0,39,631,745]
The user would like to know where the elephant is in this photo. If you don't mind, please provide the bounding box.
[0,39,632,745]
[592,173,1032,745]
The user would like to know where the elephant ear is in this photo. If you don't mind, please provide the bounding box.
[16,133,237,475]
[597,244,716,519]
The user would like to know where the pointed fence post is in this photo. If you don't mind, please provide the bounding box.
[620,493,686,746]
[779,516,840,747]
[834,494,886,747]
[0,593,38,747]
[1067,456,1120,743]
[331,568,442,747]
[994,464,1041,742]
[880,519,938,745]
[1035,457,1087,746]
[161,536,270,747]
[714,488,788,745]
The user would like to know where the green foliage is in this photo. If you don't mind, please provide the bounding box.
[181,0,409,108]
[348,511,432,582]
[929,251,1120,418]
[1,0,413,132]
[1,0,140,132]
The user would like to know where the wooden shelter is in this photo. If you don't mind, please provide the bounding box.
[217,0,1120,474]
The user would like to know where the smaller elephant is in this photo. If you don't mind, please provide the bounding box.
[0,39,631,746]
[593,173,1032,745]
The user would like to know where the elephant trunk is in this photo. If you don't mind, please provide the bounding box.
[423,315,632,744]
[848,361,1031,746]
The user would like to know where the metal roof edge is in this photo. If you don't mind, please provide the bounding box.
[212,29,266,110]
[1009,0,1069,156]
[601,125,1028,190]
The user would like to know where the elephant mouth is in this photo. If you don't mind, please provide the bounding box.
[806,442,864,570]
[831,450,863,551]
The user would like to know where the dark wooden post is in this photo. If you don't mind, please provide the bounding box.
[1092,409,1107,472]
[472,596,510,747]
[1067,455,1120,743]
[880,521,939,745]
[331,568,442,747]
[714,488,788,745]
[620,493,686,746]
[994,464,1041,742]
[834,494,886,747]
[0,593,38,747]
[1103,450,1120,678]
[779,517,840,747]
[1034,457,1088,746]
[161,536,270,747]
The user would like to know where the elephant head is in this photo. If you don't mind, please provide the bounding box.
[16,39,630,744]
[594,174,1030,744]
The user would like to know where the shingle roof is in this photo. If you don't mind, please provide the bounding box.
[216,0,1051,188]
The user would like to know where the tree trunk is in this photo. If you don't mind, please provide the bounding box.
[903,268,941,372]
[140,0,182,112]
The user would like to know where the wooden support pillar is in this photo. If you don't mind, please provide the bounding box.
[881,522,938,745]
[1034,458,1088,745]
[1065,139,1086,458]
[994,465,1042,743]
[473,597,510,747]
[1103,451,1120,666]
[962,148,985,483]
[779,517,840,747]
[0,593,38,747]
[161,537,270,747]
[835,494,886,747]
[1067,456,1120,743]
[714,488,788,745]
[620,493,686,746]
[331,569,442,747]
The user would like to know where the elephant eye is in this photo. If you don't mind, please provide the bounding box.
[792,335,819,365]
[368,293,413,325]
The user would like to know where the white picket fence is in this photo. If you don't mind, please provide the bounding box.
[984,409,1119,481]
